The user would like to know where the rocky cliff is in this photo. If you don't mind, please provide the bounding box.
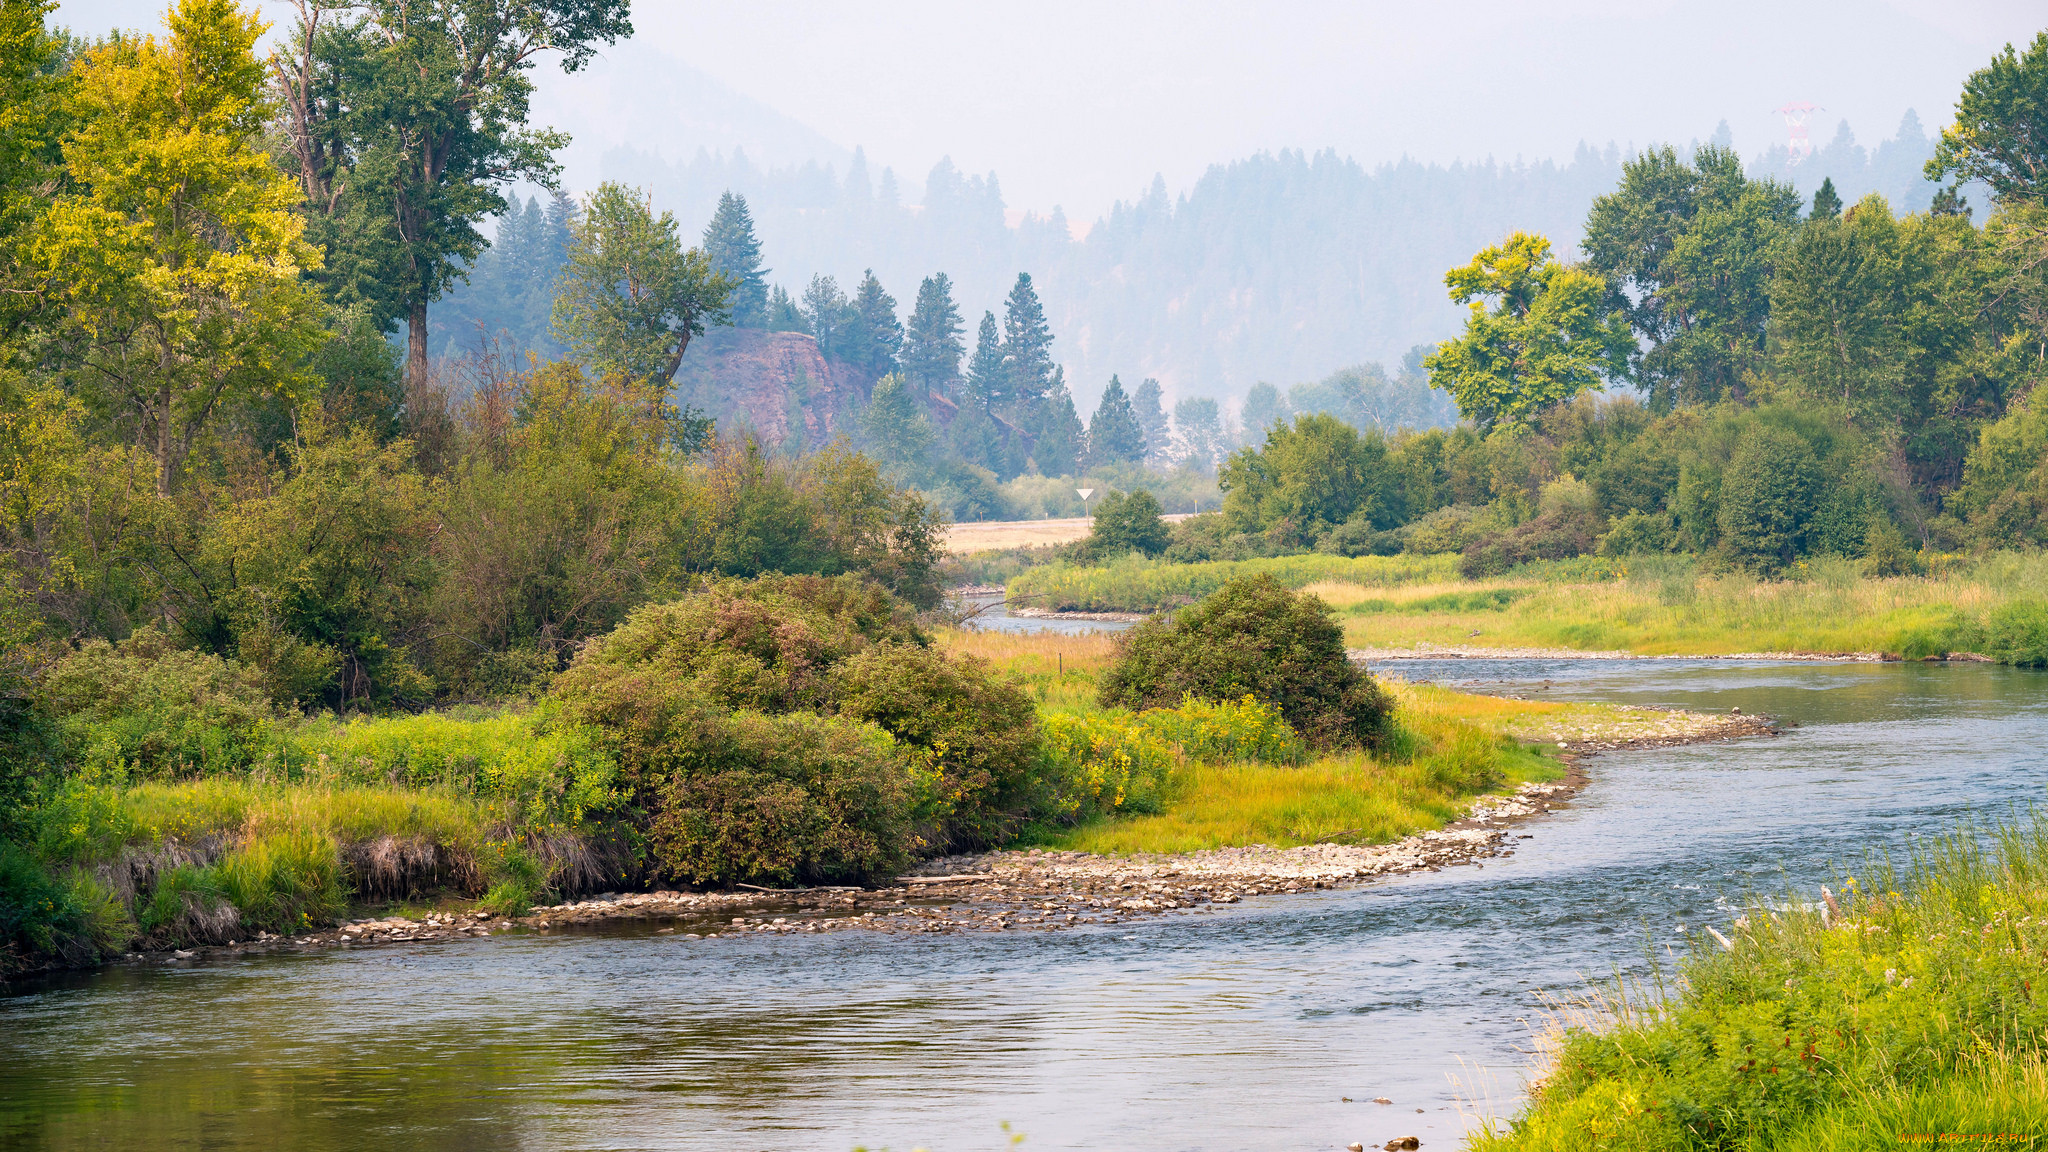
[670,328,872,450]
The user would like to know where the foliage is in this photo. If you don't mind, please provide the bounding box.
[700,191,767,327]
[1098,575,1393,749]
[1078,488,1171,561]
[1035,711,1177,823]
[38,0,324,496]
[1221,413,1405,545]
[550,181,732,383]
[1085,374,1146,466]
[830,641,1040,851]
[1927,30,2048,204]
[645,708,908,887]
[40,628,276,777]
[1424,232,1633,429]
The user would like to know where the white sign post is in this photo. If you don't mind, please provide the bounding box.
[1077,487,1095,516]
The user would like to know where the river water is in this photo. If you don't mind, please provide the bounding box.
[3,660,2044,1152]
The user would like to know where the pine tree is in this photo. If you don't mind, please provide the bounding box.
[766,285,806,332]
[1031,366,1085,475]
[1810,177,1843,222]
[1001,272,1055,406]
[801,274,850,358]
[965,310,1005,408]
[846,270,902,378]
[902,273,965,401]
[1132,377,1169,463]
[859,372,934,468]
[703,191,769,327]
[1087,375,1146,465]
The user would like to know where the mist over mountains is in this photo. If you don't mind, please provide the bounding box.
[445,53,1944,418]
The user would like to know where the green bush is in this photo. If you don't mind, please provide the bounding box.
[213,830,347,936]
[646,710,908,887]
[0,839,127,976]
[39,627,278,778]
[1597,509,1677,556]
[1717,425,1823,574]
[829,642,1040,851]
[1076,488,1171,561]
[554,574,923,722]
[1098,575,1393,749]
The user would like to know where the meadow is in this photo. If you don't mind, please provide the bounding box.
[1006,551,2048,662]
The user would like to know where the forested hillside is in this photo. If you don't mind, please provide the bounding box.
[439,116,1941,417]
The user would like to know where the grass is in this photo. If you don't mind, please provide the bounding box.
[1006,551,1460,612]
[1470,816,2048,1151]
[1005,550,2048,658]
[939,629,1570,856]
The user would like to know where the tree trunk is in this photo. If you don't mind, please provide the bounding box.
[409,299,429,395]
[660,330,692,385]
[155,382,174,497]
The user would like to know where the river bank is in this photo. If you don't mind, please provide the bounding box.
[100,703,1771,967]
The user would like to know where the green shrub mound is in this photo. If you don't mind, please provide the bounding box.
[554,574,1042,882]
[1098,575,1392,749]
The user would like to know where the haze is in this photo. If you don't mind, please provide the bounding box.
[53,0,2046,220]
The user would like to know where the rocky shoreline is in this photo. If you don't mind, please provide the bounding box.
[110,708,1774,968]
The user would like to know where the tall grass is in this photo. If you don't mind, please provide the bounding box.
[1472,816,2048,1150]
[1006,552,1459,612]
[1329,552,2048,657]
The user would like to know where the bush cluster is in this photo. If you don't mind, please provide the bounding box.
[553,574,1041,884]
[1098,575,1393,750]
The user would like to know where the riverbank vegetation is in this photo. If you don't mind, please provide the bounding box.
[1474,817,2048,1148]
[1005,35,2048,667]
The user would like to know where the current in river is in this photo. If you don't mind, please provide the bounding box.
[2,659,2044,1151]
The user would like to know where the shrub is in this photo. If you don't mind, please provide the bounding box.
[1007,551,1456,614]
[0,840,128,975]
[646,710,908,887]
[212,830,347,936]
[1078,488,1172,561]
[1861,517,1923,577]
[39,628,277,778]
[554,574,924,726]
[1596,509,1676,556]
[1036,712,1177,823]
[1717,425,1822,573]
[829,642,1040,851]
[1098,575,1393,749]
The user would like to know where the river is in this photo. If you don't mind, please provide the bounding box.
[2,659,2043,1151]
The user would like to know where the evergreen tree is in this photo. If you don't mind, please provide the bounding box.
[1810,177,1843,221]
[1173,396,1227,472]
[1001,272,1055,406]
[1132,377,1170,462]
[859,373,934,468]
[965,310,1006,408]
[1032,366,1085,475]
[845,270,902,378]
[947,401,1025,481]
[801,275,850,358]
[703,191,769,327]
[902,273,965,401]
[766,285,807,332]
[1087,375,1146,465]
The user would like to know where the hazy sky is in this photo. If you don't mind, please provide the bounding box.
[55,0,2048,220]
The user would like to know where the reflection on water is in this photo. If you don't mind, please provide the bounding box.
[3,662,2045,1151]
